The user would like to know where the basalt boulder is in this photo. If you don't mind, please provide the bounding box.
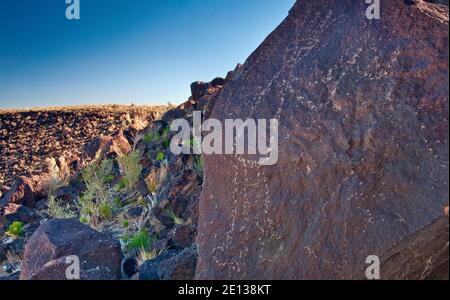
[196,0,449,279]
[20,219,123,280]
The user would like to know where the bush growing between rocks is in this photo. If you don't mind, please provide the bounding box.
[118,150,143,191]
[46,195,74,219]
[156,152,165,162]
[192,156,203,178]
[136,248,162,267]
[143,131,160,144]
[126,228,155,251]
[6,221,24,237]
[78,159,118,227]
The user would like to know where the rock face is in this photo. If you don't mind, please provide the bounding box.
[196,0,449,280]
[20,219,123,280]
[139,245,197,280]
[0,177,37,209]
[379,212,449,279]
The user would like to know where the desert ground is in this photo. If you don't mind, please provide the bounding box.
[0,105,168,190]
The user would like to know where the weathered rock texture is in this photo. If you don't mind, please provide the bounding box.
[20,219,123,280]
[379,212,448,280]
[196,0,449,279]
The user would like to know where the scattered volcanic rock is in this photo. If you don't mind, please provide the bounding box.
[196,0,449,279]
[0,177,37,209]
[0,105,167,187]
[167,224,197,250]
[79,130,132,167]
[20,218,123,280]
[139,250,180,280]
[139,245,197,280]
[26,256,90,280]
[1,204,38,229]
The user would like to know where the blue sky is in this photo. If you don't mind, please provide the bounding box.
[0,0,294,109]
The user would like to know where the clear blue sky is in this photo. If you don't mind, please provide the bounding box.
[0,0,294,109]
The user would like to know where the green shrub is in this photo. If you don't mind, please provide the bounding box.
[117,150,143,191]
[122,219,130,228]
[193,156,203,177]
[143,131,159,144]
[6,221,24,237]
[127,228,155,251]
[104,174,115,184]
[115,178,128,192]
[46,195,74,219]
[114,197,123,208]
[99,202,113,220]
[82,159,114,187]
[162,139,170,149]
[78,159,117,227]
[156,152,165,162]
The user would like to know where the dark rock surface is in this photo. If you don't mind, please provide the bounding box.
[378,210,448,280]
[196,0,449,279]
[1,204,38,229]
[168,224,197,249]
[0,177,37,209]
[20,219,123,280]
[139,245,197,280]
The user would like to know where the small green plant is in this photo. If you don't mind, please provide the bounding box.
[162,139,170,149]
[143,131,159,144]
[82,159,114,187]
[104,174,115,184]
[80,216,90,224]
[115,178,128,192]
[122,219,130,228]
[193,156,203,176]
[114,197,123,208]
[46,195,74,219]
[156,151,165,162]
[78,159,117,227]
[161,126,170,138]
[127,228,155,251]
[164,207,185,225]
[6,221,24,237]
[117,150,143,191]
[98,202,113,220]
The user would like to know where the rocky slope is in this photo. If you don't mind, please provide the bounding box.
[196,0,449,280]
[0,76,229,280]
[0,105,167,189]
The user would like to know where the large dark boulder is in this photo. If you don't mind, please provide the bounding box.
[139,246,197,280]
[379,211,449,280]
[20,219,123,280]
[0,177,36,209]
[196,0,449,279]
